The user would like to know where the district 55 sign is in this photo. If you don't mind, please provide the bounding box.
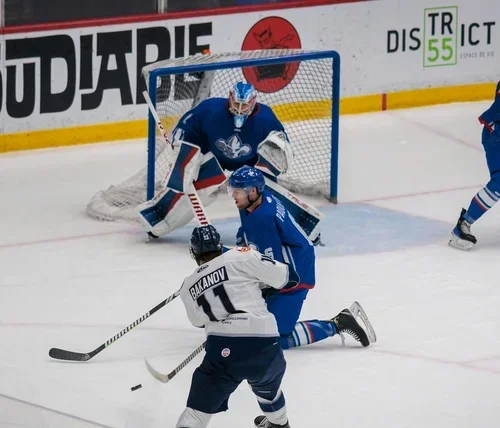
[386,5,496,67]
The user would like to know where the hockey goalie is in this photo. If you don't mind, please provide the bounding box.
[134,81,323,242]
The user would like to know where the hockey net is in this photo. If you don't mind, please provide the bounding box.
[87,49,338,222]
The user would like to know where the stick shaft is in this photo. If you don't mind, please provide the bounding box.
[145,341,206,383]
[49,290,180,361]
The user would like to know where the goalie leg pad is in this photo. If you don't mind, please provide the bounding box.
[139,190,183,228]
[165,141,202,194]
[137,152,226,236]
[147,191,219,237]
[193,152,227,196]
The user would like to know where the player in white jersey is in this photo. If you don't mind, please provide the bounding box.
[176,225,299,428]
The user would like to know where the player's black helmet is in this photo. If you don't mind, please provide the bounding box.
[190,225,222,260]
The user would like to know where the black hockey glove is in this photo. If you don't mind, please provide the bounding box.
[262,287,279,299]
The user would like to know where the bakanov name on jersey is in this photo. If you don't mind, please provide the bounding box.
[189,267,229,300]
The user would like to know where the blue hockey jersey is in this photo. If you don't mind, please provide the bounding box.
[172,98,287,171]
[236,190,315,288]
[479,81,500,142]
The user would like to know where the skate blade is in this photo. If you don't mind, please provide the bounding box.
[448,233,474,251]
[349,301,377,344]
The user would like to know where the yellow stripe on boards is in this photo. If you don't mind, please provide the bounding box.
[386,82,496,110]
[340,94,382,115]
[1,82,496,153]
[4,120,148,153]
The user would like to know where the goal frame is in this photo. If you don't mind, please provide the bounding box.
[145,50,341,202]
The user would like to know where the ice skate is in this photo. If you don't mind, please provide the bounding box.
[311,232,324,247]
[448,208,476,251]
[331,302,376,347]
[254,415,290,428]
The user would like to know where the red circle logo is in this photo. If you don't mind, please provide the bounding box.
[241,17,301,93]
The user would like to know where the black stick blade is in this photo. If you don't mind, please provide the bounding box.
[49,348,91,361]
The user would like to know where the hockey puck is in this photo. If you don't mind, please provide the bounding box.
[131,384,142,391]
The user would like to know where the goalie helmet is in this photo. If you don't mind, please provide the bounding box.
[228,81,257,128]
[190,225,222,257]
[228,166,265,196]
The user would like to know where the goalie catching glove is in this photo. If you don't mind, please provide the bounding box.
[255,130,293,177]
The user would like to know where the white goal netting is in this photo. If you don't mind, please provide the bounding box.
[87,49,337,222]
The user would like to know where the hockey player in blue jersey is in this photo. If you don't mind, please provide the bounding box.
[137,81,322,243]
[228,166,376,350]
[449,81,500,250]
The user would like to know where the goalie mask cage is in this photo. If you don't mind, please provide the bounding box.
[86,49,340,222]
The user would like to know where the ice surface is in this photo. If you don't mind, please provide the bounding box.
[1,101,499,427]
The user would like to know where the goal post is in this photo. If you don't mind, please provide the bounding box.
[144,49,340,201]
[86,49,340,223]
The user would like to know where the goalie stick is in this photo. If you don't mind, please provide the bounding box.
[142,90,210,227]
[48,289,180,362]
[145,341,207,383]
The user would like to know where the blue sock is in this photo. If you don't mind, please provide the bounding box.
[280,320,337,349]
[465,185,499,224]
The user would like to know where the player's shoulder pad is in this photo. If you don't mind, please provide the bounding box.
[256,103,279,120]
[258,194,283,221]
[232,246,260,259]
[199,97,227,111]
[229,246,259,261]
[189,98,216,118]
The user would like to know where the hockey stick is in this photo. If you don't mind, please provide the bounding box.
[142,90,210,226]
[145,341,206,383]
[48,289,180,362]
[264,177,324,222]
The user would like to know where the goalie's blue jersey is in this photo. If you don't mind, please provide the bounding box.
[172,97,286,171]
[236,190,315,289]
[479,81,500,142]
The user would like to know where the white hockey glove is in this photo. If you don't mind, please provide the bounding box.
[164,140,202,194]
[255,130,293,177]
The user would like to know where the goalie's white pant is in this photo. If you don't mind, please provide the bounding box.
[176,407,212,428]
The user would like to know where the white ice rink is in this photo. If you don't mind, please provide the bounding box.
[1,102,499,427]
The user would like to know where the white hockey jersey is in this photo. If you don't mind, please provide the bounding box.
[180,247,292,338]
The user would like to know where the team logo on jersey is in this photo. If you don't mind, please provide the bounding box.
[237,246,251,252]
[241,17,301,93]
[215,134,252,159]
[221,348,231,357]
